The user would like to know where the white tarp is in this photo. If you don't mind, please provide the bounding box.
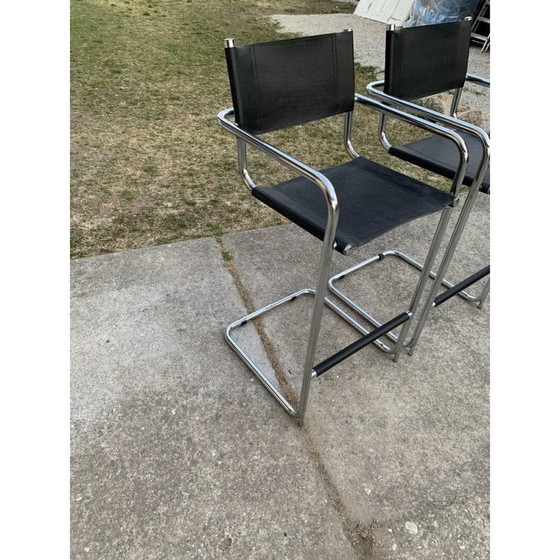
[354,0,416,26]
[355,0,483,27]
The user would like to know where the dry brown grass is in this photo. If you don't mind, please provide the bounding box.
[71,0,446,258]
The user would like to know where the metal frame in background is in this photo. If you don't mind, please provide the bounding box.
[218,39,469,426]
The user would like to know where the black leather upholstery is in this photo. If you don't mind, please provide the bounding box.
[225,31,355,135]
[390,130,490,193]
[384,20,471,100]
[382,20,490,193]
[252,157,453,254]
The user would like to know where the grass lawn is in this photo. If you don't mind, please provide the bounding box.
[71,0,440,258]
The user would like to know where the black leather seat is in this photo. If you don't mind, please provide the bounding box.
[253,156,453,254]
[376,19,491,194]
[390,131,490,194]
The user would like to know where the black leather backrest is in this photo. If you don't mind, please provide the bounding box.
[384,20,471,100]
[225,31,355,135]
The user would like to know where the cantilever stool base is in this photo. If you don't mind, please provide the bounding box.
[225,288,411,418]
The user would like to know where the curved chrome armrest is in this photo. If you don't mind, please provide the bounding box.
[355,93,469,199]
[217,107,339,224]
[364,82,489,189]
[366,80,489,141]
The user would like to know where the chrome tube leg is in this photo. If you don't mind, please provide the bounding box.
[477,277,490,309]
[407,187,481,355]
[297,237,337,427]
[392,206,454,362]
[296,178,339,426]
[450,87,463,118]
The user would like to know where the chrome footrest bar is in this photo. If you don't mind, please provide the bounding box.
[433,265,490,307]
[313,312,411,377]
[327,249,488,350]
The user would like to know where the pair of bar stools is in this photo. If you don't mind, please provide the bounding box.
[217,20,490,426]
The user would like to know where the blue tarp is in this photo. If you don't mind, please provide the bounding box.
[405,0,483,26]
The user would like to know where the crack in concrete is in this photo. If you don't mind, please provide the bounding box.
[215,236,299,408]
[217,235,376,560]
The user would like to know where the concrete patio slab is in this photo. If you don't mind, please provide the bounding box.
[71,238,355,559]
[70,5,491,559]
[71,195,490,559]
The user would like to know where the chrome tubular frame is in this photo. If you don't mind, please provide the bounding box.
[218,90,467,423]
[343,111,360,160]
[350,81,491,354]
[334,95,470,361]
[351,79,490,310]
[466,73,490,88]
[344,94,468,361]
[225,288,367,416]
[450,87,463,119]
[218,106,340,426]
[355,93,469,204]
[328,248,480,351]
[366,79,490,172]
